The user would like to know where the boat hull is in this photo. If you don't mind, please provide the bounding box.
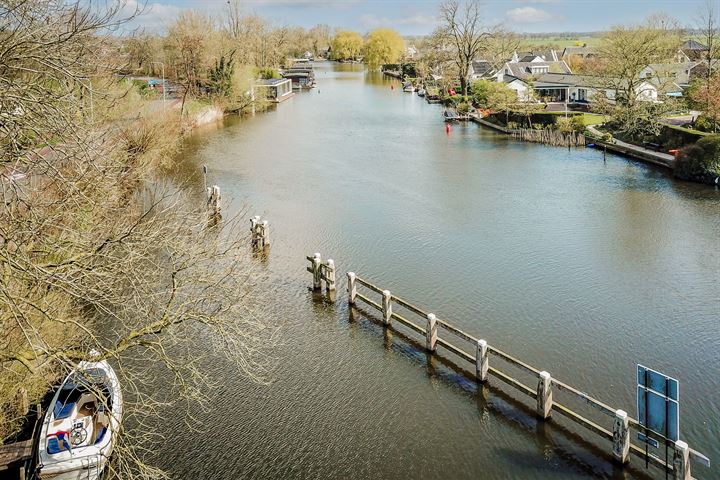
[37,359,122,480]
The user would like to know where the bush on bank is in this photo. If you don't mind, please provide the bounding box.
[674,135,720,184]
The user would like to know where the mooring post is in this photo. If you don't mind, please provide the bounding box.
[382,290,392,325]
[207,185,221,217]
[250,216,259,245]
[261,220,270,247]
[672,440,691,480]
[326,259,336,291]
[347,272,357,304]
[426,313,437,352]
[536,371,552,420]
[312,253,322,290]
[612,409,630,464]
[475,339,488,382]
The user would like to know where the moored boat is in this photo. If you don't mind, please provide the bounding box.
[402,82,414,93]
[417,88,426,97]
[37,355,122,480]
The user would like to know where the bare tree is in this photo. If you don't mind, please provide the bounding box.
[438,0,495,97]
[694,1,719,131]
[1,2,275,479]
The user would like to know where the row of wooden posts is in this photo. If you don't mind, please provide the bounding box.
[201,175,270,251]
[510,128,586,147]
[307,254,708,480]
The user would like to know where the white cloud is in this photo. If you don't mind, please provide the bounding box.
[505,6,556,23]
[359,13,437,29]
[120,0,183,33]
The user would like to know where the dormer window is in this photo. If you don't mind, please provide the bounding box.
[530,66,549,74]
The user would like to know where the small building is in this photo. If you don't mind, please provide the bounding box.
[256,78,294,103]
[282,63,316,89]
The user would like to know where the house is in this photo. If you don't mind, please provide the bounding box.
[639,62,701,93]
[678,39,709,61]
[561,45,596,60]
[495,58,573,81]
[511,50,559,63]
[406,45,418,60]
[255,78,294,103]
[469,60,495,80]
[499,72,658,105]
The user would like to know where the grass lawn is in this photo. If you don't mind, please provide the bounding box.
[580,113,607,126]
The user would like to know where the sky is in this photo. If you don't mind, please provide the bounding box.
[126,0,716,36]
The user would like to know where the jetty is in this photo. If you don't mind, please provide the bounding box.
[306,255,710,480]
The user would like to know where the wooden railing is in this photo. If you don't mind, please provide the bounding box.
[341,271,710,479]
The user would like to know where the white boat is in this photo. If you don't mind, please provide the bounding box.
[402,82,414,93]
[417,88,426,97]
[37,355,122,480]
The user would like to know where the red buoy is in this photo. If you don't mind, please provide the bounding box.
[391,84,394,90]
[446,124,451,135]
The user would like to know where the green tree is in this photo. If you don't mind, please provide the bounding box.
[363,28,405,69]
[330,30,364,61]
[591,15,683,136]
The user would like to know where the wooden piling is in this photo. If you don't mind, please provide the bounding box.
[673,441,691,480]
[326,259,336,291]
[207,185,221,218]
[612,409,630,464]
[426,313,437,352]
[347,272,357,304]
[475,339,488,382]
[261,220,270,247]
[536,371,552,420]
[312,253,322,290]
[382,290,392,325]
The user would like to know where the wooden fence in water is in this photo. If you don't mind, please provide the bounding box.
[305,260,710,479]
[510,128,586,147]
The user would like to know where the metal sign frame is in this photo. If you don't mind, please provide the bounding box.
[637,364,680,475]
[636,364,679,441]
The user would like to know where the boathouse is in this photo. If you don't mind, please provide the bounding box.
[256,78,294,103]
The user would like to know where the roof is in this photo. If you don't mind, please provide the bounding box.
[257,78,290,86]
[502,60,572,79]
[283,71,310,78]
[520,73,658,91]
[681,39,708,51]
[471,60,493,76]
[513,50,558,62]
[644,62,702,86]
[561,46,596,58]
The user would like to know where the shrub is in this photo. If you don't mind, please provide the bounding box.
[457,102,470,114]
[693,115,717,133]
[674,135,720,184]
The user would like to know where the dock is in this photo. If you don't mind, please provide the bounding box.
[0,439,32,478]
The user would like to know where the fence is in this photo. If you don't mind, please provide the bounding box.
[336,270,710,480]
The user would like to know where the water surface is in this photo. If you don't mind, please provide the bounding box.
[161,63,719,479]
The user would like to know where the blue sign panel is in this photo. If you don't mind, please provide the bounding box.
[637,365,679,442]
[637,432,660,448]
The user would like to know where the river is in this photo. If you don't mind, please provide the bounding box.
[158,62,720,479]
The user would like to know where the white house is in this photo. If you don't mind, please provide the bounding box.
[499,72,659,104]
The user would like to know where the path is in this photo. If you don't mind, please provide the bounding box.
[586,125,675,169]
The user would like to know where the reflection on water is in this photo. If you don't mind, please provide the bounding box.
[158,62,720,479]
